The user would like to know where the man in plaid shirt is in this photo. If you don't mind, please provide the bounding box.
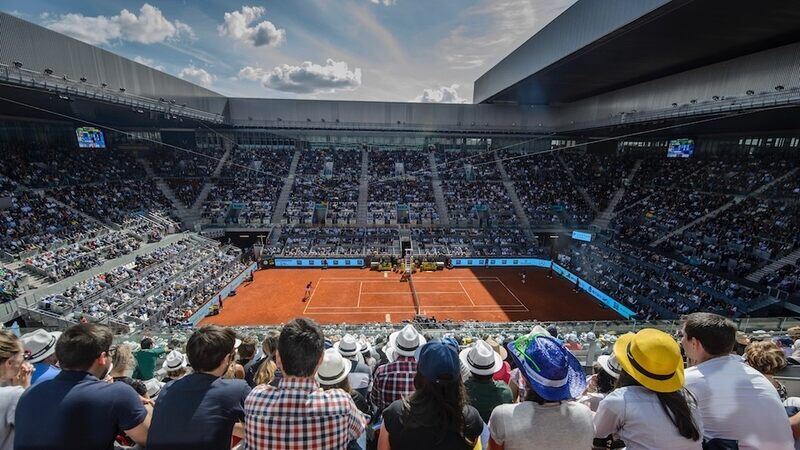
[244,318,367,449]
[370,324,426,412]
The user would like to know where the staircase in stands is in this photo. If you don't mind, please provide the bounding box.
[357,149,369,227]
[428,152,451,227]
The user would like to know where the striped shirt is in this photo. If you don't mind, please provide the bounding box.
[370,356,417,412]
[244,377,367,450]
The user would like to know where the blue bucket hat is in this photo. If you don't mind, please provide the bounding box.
[417,339,461,383]
[507,333,586,401]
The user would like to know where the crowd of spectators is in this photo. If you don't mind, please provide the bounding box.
[659,197,800,277]
[561,239,765,319]
[0,145,145,188]
[273,228,366,257]
[165,178,204,208]
[6,313,800,449]
[149,147,225,178]
[441,181,518,227]
[33,238,245,330]
[0,191,101,256]
[51,180,172,225]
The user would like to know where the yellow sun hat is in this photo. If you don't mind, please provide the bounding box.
[614,328,684,393]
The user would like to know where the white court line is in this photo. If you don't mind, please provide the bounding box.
[360,291,463,295]
[316,278,501,282]
[302,278,321,315]
[458,281,476,306]
[357,281,362,308]
[496,279,530,312]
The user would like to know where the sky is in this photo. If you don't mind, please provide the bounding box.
[3,0,577,103]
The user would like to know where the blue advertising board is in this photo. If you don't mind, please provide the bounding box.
[551,263,635,319]
[451,258,550,267]
[571,230,593,242]
[274,258,364,268]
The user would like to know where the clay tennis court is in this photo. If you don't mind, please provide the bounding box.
[201,267,621,325]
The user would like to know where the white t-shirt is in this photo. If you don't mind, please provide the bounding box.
[684,354,794,450]
[594,386,703,450]
[488,400,593,450]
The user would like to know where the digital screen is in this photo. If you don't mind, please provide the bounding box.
[571,231,593,242]
[76,127,106,148]
[667,138,694,158]
[274,258,364,267]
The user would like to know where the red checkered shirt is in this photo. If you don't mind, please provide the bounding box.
[244,377,367,450]
[370,356,417,412]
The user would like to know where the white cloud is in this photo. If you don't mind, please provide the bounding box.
[438,0,577,71]
[238,66,269,81]
[45,4,193,46]
[414,84,468,104]
[133,56,165,72]
[218,6,285,47]
[178,66,215,87]
[370,0,396,5]
[240,59,362,94]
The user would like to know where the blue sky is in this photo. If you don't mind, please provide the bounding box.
[4,0,577,102]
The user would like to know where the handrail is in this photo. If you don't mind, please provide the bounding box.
[0,63,224,124]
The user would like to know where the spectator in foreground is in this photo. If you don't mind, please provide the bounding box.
[371,324,426,413]
[317,348,371,450]
[461,339,513,423]
[580,354,620,412]
[335,334,372,399]
[248,329,281,387]
[133,336,165,380]
[594,328,702,450]
[109,343,147,395]
[0,330,32,450]
[488,332,593,450]
[378,339,484,450]
[15,323,151,450]
[680,312,794,449]
[244,318,367,449]
[19,329,60,386]
[161,349,189,383]
[744,340,789,401]
[147,325,251,450]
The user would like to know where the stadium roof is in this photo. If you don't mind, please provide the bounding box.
[474,0,800,105]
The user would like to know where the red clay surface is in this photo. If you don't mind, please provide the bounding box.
[200,267,622,325]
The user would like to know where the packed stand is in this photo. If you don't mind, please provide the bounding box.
[0,191,102,256]
[659,197,800,277]
[50,180,172,225]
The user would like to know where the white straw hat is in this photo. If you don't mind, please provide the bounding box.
[334,334,362,358]
[386,325,426,358]
[316,348,352,386]
[162,350,188,371]
[459,340,503,376]
[20,329,61,364]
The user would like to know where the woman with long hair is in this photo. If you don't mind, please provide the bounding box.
[253,330,281,387]
[0,329,33,450]
[378,339,483,450]
[594,328,703,450]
